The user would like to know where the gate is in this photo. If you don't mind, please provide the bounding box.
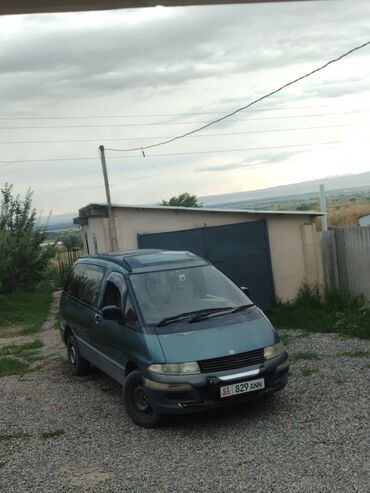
[138,220,275,310]
[57,247,83,283]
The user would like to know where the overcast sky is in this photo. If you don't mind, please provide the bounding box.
[1,0,370,215]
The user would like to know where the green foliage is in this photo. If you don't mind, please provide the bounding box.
[55,231,83,249]
[0,183,54,294]
[0,288,54,335]
[0,340,43,357]
[41,429,65,439]
[0,432,30,442]
[0,357,30,377]
[161,193,201,208]
[301,368,318,377]
[291,352,320,361]
[270,283,370,339]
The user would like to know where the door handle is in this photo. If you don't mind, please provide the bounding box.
[95,314,102,325]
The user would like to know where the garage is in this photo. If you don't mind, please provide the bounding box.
[139,220,274,309]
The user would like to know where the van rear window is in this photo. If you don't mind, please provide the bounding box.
[64,263,105,305]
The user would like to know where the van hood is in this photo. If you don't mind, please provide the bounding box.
[155,311,278,363]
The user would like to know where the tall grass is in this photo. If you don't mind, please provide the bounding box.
[269,282,370,339]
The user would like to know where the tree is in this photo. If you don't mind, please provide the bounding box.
[0,183,54,294]
[160,193,201,208]
[56,231,83,249]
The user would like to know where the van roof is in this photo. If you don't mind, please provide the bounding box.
[81,249,209,273]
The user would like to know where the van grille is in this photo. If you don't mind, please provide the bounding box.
[198,348,264,373]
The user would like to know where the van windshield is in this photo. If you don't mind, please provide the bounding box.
[130,265,250,325]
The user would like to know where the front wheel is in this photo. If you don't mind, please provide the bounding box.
[123,370,163,428]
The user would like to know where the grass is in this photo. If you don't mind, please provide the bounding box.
[0,358,30,377]
[291,352,320,362]
[0,461,5,468]
[41,429,65,440]
[0,340,44,357]
[339,351,369,358]
[0,267,59,336]
[0,290,53,335]
[301,368,318,377]
[335,378,345,385]
[269,283,370,340]
[0,432,30,442]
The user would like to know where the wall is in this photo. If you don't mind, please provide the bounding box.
[82,208,323,301]
[111,208,321,301]
[322,227,370,300]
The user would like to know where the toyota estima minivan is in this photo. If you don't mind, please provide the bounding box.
[60,249,288,427]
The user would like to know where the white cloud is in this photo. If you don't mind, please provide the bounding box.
[1,0,370,214]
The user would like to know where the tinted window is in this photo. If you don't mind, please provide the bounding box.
[79,265,105,305]
[124,294,139,325]
[64,263,86,298]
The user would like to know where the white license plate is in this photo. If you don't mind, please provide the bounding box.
[220,378,265,398]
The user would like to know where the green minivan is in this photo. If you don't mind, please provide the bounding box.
[60,249,288,427]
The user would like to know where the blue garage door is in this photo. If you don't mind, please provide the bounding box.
[138,220,275,310]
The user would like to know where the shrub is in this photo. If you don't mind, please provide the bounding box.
[0,184,54,294]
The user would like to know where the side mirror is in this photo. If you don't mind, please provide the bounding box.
[240,286,250,297]
[102,305,122,321]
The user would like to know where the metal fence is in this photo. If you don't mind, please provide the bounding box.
[322,227,370,300]
[56,248,83,283]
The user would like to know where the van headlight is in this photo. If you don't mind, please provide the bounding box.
[264,341,285,360]
[149,362,200,375]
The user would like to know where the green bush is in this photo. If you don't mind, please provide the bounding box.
[0,184,54,294]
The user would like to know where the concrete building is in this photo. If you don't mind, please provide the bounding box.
[75,203,324,308]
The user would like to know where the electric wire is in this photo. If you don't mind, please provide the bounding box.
[0,102,365,120]
[102,40,370,152]
[0,141,338,167]
[0,121,368,145]
[1,110,370,130]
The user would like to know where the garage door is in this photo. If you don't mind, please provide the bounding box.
[138,220,275,310]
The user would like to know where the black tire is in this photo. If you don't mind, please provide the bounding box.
[123,370,163,428]
[67,335,90,376]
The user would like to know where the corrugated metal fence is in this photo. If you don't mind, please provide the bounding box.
[322,227,370,300]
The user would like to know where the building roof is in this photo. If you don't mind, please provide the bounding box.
[75,202,324,223]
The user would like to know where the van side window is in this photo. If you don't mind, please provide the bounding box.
[79,265,105,306]
[64,264,86,299]
[124,295,139,325]
[102,281,122,309]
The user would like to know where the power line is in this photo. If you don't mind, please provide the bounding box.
[104,40,370,153]
[0,121,369,145]
[0,102,364,120]
[0,141,338,167]
[1,110,370,130]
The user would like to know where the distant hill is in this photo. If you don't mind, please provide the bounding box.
[41,212,77,232]
[199,171,370,207]
[41,171,370,229]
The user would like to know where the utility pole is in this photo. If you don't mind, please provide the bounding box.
[99,145,118,252]
[319,184,328,232]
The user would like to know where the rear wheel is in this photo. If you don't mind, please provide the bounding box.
[123,370,163,428]
[67,335,90,376]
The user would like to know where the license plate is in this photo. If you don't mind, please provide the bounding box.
[220,378,265,398]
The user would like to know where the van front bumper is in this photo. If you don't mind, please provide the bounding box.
[143,351,289,415]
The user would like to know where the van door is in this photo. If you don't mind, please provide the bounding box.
[71,263,106,347]
[92,272,145,382]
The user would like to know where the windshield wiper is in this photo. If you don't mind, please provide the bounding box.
[157,307,233,327]
[157,312,195,327]
[189,303,254,323]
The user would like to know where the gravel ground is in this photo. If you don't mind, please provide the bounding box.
[0,313,369,492]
